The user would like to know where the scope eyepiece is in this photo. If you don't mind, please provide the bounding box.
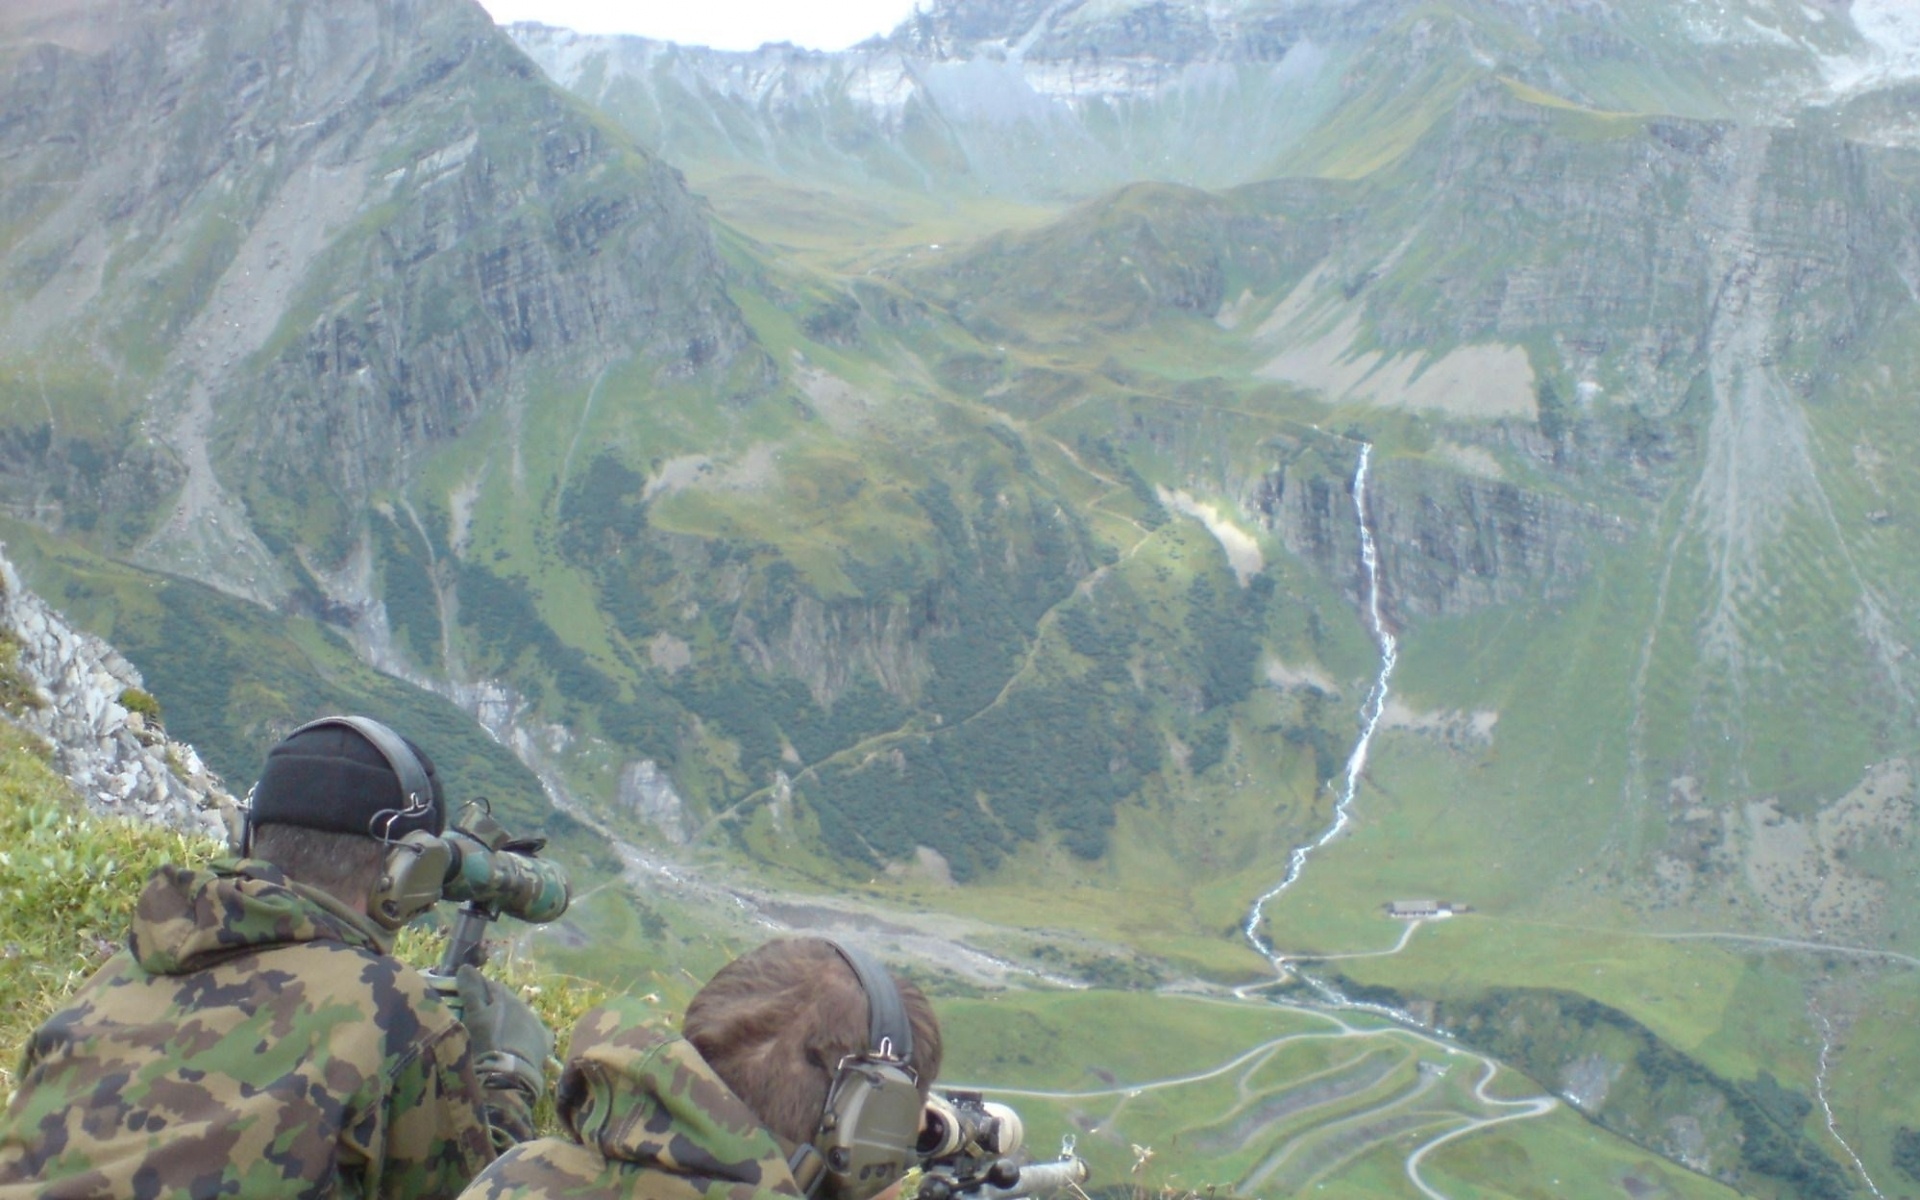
[920,1091,1023,1162]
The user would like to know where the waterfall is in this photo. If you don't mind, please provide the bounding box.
[1244,442,1399,968]
[1815,1007,1885,1199]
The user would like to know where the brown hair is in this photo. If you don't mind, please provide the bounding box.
[683,938,943,1146]
[251,823,388,904]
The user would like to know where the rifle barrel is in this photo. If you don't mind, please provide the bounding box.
[976,1158,1089,1200]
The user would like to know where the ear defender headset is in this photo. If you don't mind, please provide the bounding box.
[236,714,449,930]
[787,942,926,1200]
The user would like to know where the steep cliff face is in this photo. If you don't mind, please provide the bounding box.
[1339,84,1920,411]
[222,28,761,559]
[1250,448,1618,622]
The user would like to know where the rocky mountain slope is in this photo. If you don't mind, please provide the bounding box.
[0,0,752,602]
[1,0,1912,935]
[0,547,229,838]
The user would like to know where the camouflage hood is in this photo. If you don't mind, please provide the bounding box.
[555,1000,803,1196]
[128,857,392,975]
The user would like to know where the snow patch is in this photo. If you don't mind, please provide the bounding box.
[1822,0,1920,95]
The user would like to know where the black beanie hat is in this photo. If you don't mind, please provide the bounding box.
[251,716,446,840]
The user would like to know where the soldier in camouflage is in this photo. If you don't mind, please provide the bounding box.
[461,938,943,1200]
[0,716,552,1200]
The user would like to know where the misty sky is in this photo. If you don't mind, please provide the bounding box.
[475,0,924,51]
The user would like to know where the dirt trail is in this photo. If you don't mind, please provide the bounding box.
[1508,917,1920,969]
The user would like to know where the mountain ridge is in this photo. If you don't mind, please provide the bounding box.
[507,0,1920,216]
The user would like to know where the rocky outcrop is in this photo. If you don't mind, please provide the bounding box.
[618,759,689,844]
[0,550,232,839]
[1367,458,1623,620]
[731,591,935,709]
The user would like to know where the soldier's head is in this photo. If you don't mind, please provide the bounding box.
[245,716,445,905]
[684,937,942,1192]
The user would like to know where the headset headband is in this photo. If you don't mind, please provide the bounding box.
[827,941,914,1064]
[285,714,435,838]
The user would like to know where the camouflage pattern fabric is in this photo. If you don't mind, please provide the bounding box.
[0,858,501,1200]
[461,999,805,1200]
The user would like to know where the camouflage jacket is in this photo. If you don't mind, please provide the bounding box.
[460,1000,805,1200]
[0,858,502,1200]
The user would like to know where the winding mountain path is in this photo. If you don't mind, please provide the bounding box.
[959,992,1554,1200]
[1404,1060,1559,1200]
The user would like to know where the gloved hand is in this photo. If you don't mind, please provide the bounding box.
[456,963,554,1102]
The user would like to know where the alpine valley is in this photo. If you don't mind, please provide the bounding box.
[3,0,1920,1195]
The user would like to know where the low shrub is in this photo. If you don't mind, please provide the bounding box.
[118,687,163,723]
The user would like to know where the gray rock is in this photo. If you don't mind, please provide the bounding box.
[619,759,690,845]
[0,549,234,840]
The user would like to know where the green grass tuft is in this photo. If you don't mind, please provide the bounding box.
[0,724,217,1098]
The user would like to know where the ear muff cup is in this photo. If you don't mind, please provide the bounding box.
[795,942,924,1200]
